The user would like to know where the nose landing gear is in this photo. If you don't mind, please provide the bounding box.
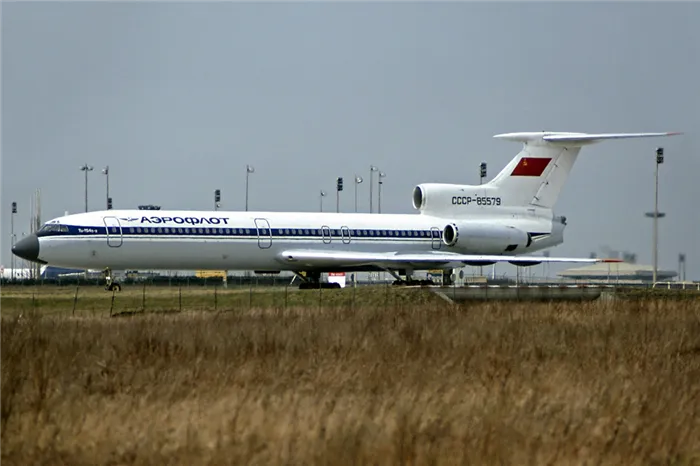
[103,268,122,291]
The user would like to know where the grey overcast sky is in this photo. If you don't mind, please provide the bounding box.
[1,2,698,279]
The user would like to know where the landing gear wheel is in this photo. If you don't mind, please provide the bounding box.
[103,267,121,292]
[106,282,122,292]
[392,278,434,287]
[296,272,342,290]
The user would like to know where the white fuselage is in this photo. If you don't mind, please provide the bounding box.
[15,130,677,276]
[34,209,562,272]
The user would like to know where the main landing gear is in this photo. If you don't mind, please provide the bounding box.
[391,278,435,287]
[294,271,342,290]
[103,268,122,292]
[386,269,435,287]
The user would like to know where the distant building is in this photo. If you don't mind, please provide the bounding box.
[558,262,676,283]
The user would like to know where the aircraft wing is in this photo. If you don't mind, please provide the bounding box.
[276,249,621,269]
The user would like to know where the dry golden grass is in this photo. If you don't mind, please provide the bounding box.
[2,291,700,465]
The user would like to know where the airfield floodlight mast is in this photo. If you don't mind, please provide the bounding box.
[354,175,363,213]
[378,171,386,214]
[79,164,94,212]
[101,166,111,210]
[478,162,486,275]
[245,165,254,212]
[369,165,378,213]
[653,148,664,283]
[214,189,221,211]
[11,201,17,280]
[644,147,665,284]
[319,190,327,212]
[336,177,344,213]
[480,162,487,185]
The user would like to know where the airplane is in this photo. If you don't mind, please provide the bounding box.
[12,130,681,291]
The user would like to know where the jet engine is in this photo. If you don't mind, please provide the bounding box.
[412,182,505,215]
[442,222,532,254]
[412,183,470,213]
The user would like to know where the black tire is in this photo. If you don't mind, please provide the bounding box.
[106,283,122,292]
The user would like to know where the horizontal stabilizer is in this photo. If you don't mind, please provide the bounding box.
[277,249,622,269]
[494,131,682,146]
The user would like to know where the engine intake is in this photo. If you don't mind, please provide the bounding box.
[412,185,425,210]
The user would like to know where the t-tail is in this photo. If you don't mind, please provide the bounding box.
[412,131,681,217]
[487,131,682,209]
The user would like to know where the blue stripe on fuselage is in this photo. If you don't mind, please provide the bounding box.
[37,225,444,240]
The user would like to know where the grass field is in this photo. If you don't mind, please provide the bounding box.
[2,285,699,464]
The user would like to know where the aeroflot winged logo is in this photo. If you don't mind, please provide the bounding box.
[510,157,551,176]
[134,216,231,225]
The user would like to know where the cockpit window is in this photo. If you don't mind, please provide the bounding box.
[38,224,69,234]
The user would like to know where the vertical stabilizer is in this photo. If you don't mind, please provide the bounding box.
[486,131,681,209]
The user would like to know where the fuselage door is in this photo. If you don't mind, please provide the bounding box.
[430,226,442,250]
[321,226,332,244]
[341,226,351,244]
[103,216,123,248]
[254,218,272,249]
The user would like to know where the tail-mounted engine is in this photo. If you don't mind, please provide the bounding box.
[413,183,504,215]
[442,222,532,254]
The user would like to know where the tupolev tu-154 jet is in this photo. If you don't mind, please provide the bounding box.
[12,130,681,290]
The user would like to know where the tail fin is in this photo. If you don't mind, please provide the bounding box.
[487,131,681,209]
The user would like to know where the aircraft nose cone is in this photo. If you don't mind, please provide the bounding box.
[12,234,41,263]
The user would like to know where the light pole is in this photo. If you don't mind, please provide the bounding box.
[245,165,254,211]
[369,165,378,213]
[80,164,94,212]
[336,177,344,213]
[378,171,386,213]
[478,162,486,276]
[11,201,17,280]
[644,147,664,284]
[319,190,326,212]
[354,175,363,213]
[101,166,110,209]
[214,189,221,211]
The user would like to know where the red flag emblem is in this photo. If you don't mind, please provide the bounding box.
[510,157,551,176]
